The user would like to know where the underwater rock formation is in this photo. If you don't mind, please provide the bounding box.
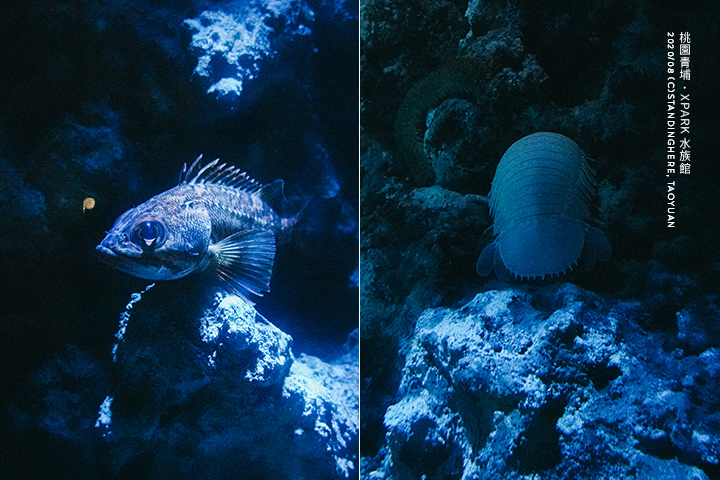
[361,0,720,477]
[198,292,294,385]
[285,350,360,479]
[185,0,314,103]
[365,284,719,479]
[108,289,357,479]
[16,288,358,479]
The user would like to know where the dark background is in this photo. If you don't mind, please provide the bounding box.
[0,0,358,477]
[360,0,720,470]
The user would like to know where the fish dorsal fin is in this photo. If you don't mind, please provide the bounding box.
[179,155,262,193]
[208,229,276,298]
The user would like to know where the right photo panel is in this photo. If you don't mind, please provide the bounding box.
[360,1,720,479]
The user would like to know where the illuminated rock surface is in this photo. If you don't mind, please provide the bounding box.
[361,0,720,478]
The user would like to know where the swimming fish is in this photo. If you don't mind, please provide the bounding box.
[96,156,296,298]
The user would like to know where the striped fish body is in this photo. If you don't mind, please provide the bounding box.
[97,157,295,298]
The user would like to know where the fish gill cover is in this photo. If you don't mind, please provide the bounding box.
[0,0,358,478]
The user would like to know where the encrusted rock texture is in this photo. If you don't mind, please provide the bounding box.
[365,284,719,479]
[19,286,359,479]
[361,0,720,478]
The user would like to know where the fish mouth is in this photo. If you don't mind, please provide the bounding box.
[96,244,117,258]
[95,242,190,280]
[96,243,143,275]
[96,244,125,268]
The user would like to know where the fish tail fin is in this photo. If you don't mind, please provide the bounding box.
[259,180,290,216]
[260,179,310,218]
[281,208,303,230]
[260,179,310,243]
[275,195,313,244]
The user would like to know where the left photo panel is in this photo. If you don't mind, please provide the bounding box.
[0,1,359,478]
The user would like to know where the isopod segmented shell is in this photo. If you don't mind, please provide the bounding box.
[477,132,610,281]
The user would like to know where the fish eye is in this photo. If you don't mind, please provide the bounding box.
[134,220,165,250]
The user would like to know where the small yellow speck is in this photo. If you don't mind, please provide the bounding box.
[83,197,96,212]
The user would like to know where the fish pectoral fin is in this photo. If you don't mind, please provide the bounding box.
[209,230,276,298]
